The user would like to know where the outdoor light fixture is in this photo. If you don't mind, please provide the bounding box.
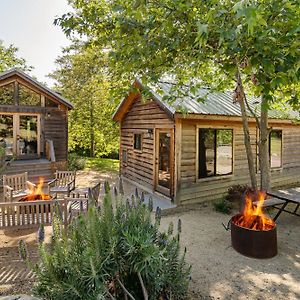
[147,128,153,138]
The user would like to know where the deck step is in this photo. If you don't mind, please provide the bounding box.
[2,159,54,183]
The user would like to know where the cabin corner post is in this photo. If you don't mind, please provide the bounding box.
[174,118,182,205]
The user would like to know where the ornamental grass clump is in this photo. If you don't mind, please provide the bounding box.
[26,188,190,300]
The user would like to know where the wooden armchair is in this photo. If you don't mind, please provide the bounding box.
[65,182,101,224]
[48,171,76,197]
[3,172,36,202]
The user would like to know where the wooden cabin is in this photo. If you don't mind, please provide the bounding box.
[0,68,73,175]
[113,80,300,205]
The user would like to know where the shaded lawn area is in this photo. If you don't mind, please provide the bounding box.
[84,157,119,173]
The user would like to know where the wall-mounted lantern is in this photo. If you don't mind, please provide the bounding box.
[147,128,153,139]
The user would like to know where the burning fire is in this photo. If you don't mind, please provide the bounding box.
[19,178,51,202]
[232,191,275,231]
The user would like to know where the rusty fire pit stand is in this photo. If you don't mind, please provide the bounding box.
[223,215,278,259]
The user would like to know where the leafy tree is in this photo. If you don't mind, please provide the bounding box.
[49,42,119,157]
[56,0,300,190]
[0,40,31,72]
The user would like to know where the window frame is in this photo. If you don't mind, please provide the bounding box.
[133,133,143,152]
[18,83,41,106]
[269,129,283,169]
[0,82,15,105]
[196,125,234,181]
[256,128,283,172]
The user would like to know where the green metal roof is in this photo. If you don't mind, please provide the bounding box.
[149,82,299,120]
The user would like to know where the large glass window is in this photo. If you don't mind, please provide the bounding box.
[0,83,14,105]
[19,84,40,106]
[198,128,233,178]
[0,114,13,157]
[18,115,38,155]
[45,97,58,107]
[269,130,282,168]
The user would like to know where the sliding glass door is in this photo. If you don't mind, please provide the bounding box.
[0,115,14,158]
[0,114,40,159]
[17,115,38,158]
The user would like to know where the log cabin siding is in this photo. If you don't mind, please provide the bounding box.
[120,96,174,190]
[44,108,68,162]
[0,71,71,165]
[177,119,300,204]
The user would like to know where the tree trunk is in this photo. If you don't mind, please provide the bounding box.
[90,99,95,157]
[239,97,258,189]
[235,71,257,189]
[258,97,270,191]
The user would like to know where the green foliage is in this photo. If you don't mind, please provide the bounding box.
[85,157,119,173]
[0,40,31,72]
[56,0,300,107]
[68,152,86,171]
[213,199,233,214]
[49,42,119,158]
[225,184,249,204]
[29,192,190,299]
[55,0,300,190]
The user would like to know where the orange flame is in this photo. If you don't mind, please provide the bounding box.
[233,191,275,231]
[24,178,51,201]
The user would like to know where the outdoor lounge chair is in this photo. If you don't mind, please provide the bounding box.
[48,170,76,197]
[65,182,101,223]
[3,172,36,202]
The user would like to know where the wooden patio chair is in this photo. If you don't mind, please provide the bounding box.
[66,182,102,222]
[3,172,36,202]
[48,170,76,197]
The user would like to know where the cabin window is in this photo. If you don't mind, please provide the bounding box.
[45,97,58,107]
[0,114,13,157]
[0,83,14,105]
[122,149,127,164]
[134,133,142,150]
[269,130,282,168]
[198,128,233,178]
[18,84,41,106]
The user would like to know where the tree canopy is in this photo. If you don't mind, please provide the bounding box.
[56,0,300,189]
[57,0,299,105]
[0,40,31,72]
[49,42,119,157]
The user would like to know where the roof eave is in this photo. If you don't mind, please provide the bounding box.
[113,78,175,122]
[0,68,74,110]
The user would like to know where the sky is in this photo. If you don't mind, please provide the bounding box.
[0,0,72,87]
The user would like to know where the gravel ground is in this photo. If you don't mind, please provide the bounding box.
[0,171,299,299]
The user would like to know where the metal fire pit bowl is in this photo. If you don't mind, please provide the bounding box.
[230,214,277,259]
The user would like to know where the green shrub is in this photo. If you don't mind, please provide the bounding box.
[68,152,86,170]
[25,189,190,299]
[214,199,233,214]
[225,184,250,203]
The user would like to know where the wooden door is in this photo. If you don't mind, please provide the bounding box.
[155,129,174,198]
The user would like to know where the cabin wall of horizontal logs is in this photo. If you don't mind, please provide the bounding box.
[120,96,174,191]
[177,119,300,204]
[119,94,300,204]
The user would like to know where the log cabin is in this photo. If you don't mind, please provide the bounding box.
[0,68,73,181]
[113,80,300,205]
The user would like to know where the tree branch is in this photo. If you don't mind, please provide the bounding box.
[117,278,135,300]
[137,272,149,300]
[107,291,116,300]
[244,94,261,130]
